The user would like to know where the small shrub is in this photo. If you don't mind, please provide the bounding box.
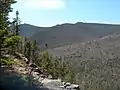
[0,58,15,67]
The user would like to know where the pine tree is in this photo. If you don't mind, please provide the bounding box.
[11,11,20,35]
[0,0,20,57]
[11,10,21,53]
[41,50,52,71]
[24,36,28,55]
[31,40,39,63]
[18,37,23,53]
[26,41,32,64]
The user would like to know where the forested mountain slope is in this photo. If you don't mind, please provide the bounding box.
[20,23,120,48]
[49,33,120,90]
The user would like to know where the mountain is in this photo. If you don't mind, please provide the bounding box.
[20,22,120,49]
[49,33,120,90]
[49,33,120,58]
[19,24,47,37]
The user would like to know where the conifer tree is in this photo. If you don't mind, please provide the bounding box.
[0,0,20,57]
[31,40,39,63]
[26,41,32,64]
[24,36,28,55]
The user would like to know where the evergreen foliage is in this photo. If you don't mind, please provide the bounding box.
[37,50,76,83]
[0,0,20,57]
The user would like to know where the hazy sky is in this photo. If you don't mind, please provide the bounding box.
[9,0,120,27]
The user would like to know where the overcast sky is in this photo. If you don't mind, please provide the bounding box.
[9,0,120,27]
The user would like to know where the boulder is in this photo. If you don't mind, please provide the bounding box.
[15,52,28,62]
[66,82,71,86]
[29,63,37,68]
[32,71,40,77]
[40,74,46,78]
[34,68,43,74]
[66,86,72,89]
[59,85,65,89]
[48,74,53,79]
[71,84,79,89]
[62,82,66,85]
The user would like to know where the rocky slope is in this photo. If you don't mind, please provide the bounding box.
[0,54,80,90]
